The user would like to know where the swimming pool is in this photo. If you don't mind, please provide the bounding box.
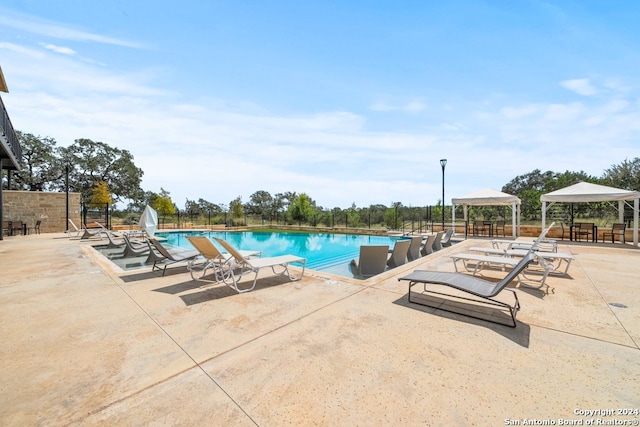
[156,230,403,278]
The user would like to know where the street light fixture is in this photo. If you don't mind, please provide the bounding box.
[65,164,69,233]
[440,159,447,231]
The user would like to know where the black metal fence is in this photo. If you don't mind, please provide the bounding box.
[82,203,109,228]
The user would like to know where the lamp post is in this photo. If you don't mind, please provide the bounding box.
[440,159,447,231]
[65,164,69,233]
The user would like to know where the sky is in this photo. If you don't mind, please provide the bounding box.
[1,0,639,209]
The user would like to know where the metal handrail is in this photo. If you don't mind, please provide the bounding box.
[0,94,22,169]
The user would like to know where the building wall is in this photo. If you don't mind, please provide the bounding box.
[2,190,81,233]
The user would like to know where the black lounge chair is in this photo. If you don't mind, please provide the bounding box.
[398,252,536,327]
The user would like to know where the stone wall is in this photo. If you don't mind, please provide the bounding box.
[2,190,81,233]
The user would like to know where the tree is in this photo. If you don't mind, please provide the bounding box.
[247,190,274,219]
[503,169,597,220]
[12,131,64,191]
[152,188,175,217]
[502,169,554,195]
[197,198,221,215]
[384,202,403,229]
[229,196,244,224]
[367,204,388,226]
[602,158,640,191]
[184,198,200,215]
[328,207,343,227]
[59,138,143,202]
[89,181,113,206]
[288,193,315,225]
[546,170,595,192]
[346,203,363,227]
[272,193,288,223]
[184,198,201,223]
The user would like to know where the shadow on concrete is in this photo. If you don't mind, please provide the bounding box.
[516,284,550,298]
[175,276,297,306]
[151,280,208,295]
[179,286,240,305]
[392,294,531,347]
[119,266,190,282]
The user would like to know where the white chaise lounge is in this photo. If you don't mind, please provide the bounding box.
[213,237,306,293]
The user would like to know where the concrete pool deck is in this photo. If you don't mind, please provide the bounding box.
[1,232,639,425]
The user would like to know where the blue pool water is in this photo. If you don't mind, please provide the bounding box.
[156,230,403,278]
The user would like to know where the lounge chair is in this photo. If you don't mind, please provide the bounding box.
[441,228,454,247]
[420,234,436,256]
[432,231,445,252]
[120,234,150,258]
[105,230,126,249]
[387,239,411,269]
[83,221,108,240]
[468,246,574,275]
[213,237,306,293]
[185,236,260,281]
[348,245,389,279]
[450,252,552,288]
[406,236,423,261]
[398,252,537,327]
[491,222,556,252]
[66,219,82,237]
[148,238,200,276]
[67,219,104,240]
[452,253,523,275]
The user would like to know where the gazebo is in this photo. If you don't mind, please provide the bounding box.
[541,182,639,246]
[452,188,521,238]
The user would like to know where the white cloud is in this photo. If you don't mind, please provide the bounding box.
[501,105,538,120]
[404,100,427,113]
[40,43,76,55]
[0,42,45,58]
[441,122,465,131]
[2,44,164,96]
[560,78,598,96]
[0,8,144,48]
[601,99,628,114]
[370,99,426,113]
[543,102,584,121]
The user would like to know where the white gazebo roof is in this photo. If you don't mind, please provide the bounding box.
[541,182,640,203]
[452,188,521,206]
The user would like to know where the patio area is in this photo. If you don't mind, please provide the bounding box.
[0,233,638,425]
